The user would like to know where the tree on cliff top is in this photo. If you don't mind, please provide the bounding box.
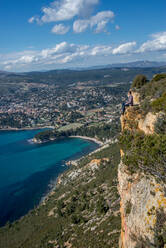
[132,74,148,89]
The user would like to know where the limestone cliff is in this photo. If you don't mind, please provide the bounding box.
[118,160,166,248]
[120,106,158,135]
[118,76,166,248]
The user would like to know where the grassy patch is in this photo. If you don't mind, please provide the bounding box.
[58,123,83,131]
[151,92,166,113]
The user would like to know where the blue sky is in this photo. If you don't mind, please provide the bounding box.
[0,0,166,71]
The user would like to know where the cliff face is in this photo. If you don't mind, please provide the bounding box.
[118,161,166,248]
[120,106,158,135]
[118,87,166,247]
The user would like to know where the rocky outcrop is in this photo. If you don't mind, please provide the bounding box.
[120,106,158,135]
[131,90,141,105]
[138,112,159,134]
[118,161,166,248]
[119,106,166,248]
[120,106,142,132]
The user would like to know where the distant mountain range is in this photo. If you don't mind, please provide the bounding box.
[1,61,166,75]
[83,61,166,70]
[0,61,166,86]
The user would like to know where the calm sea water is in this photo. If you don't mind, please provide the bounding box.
[0,130,98,226]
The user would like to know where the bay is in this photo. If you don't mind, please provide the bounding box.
[0,129,98,226]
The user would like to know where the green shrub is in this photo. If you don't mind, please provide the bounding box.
[155,208,166,247]
[138,77,166,114]
[71,214,81,224]
[141,97,151,114]
[96,196,109,214]
[154,113,166,134]
[119,131,166,181]
[125,201,132,215]
[132,74,148,89]
[153,73,166,82]
[151,92,166,113]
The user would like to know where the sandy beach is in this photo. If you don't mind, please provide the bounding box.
[70,135,103,145]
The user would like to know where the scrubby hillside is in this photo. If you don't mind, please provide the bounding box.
[119,73,166,248]
[0,143,121,248]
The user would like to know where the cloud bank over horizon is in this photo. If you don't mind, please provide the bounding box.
[1,31,166,72]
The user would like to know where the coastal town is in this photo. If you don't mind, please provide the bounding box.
[0,80,129,130]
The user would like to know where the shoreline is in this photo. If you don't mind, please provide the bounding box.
[69,135,103,146]
[40,139,101,204]
[0,126,54,131]
[33,135,104,146]
[41,137,118,205]
[42,137,118,204]
[0,131,101,226]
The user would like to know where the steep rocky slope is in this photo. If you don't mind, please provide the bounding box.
[0,143,121,248]
[118,74,166,248]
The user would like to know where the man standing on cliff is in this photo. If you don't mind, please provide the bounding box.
[122,91,133,115]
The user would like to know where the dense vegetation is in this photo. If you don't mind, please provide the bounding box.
[131,74,148,88]
[0,143,121,248]
[152,73,166,82]
[120,73,166,181]
[119,130,166,182]
[34,120,120,142]
[133,73,166,114]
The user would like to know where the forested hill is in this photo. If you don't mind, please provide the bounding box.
[1,66,166,85]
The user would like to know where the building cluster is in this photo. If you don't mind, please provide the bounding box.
[0,82,123,129]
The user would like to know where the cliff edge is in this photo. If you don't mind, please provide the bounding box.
[118,74,166,248]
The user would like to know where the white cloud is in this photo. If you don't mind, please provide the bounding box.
[18,55,36,63]
[91,11,114,26]
[4,65,12,70]
[29,0,116,35]
[0,41,138,71]
[73,20,89,33]
[3,34,166,71]
[1,42,114,70]
[30,0,99,24]
[137,31,166,53]
[3,55,37,66]
[51,24,70,34]
[41,42,77,58]
[115,25,120,30]
[73,11,115,33]
[2,50,38,67]
[28,17,35,23]
[95,20,107,33]
[90,45,112,55]
[112,42,136,55]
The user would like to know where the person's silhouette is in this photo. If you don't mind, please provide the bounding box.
[122,91,133,115]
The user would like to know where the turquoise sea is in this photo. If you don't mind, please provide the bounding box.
[0,130,98,226]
